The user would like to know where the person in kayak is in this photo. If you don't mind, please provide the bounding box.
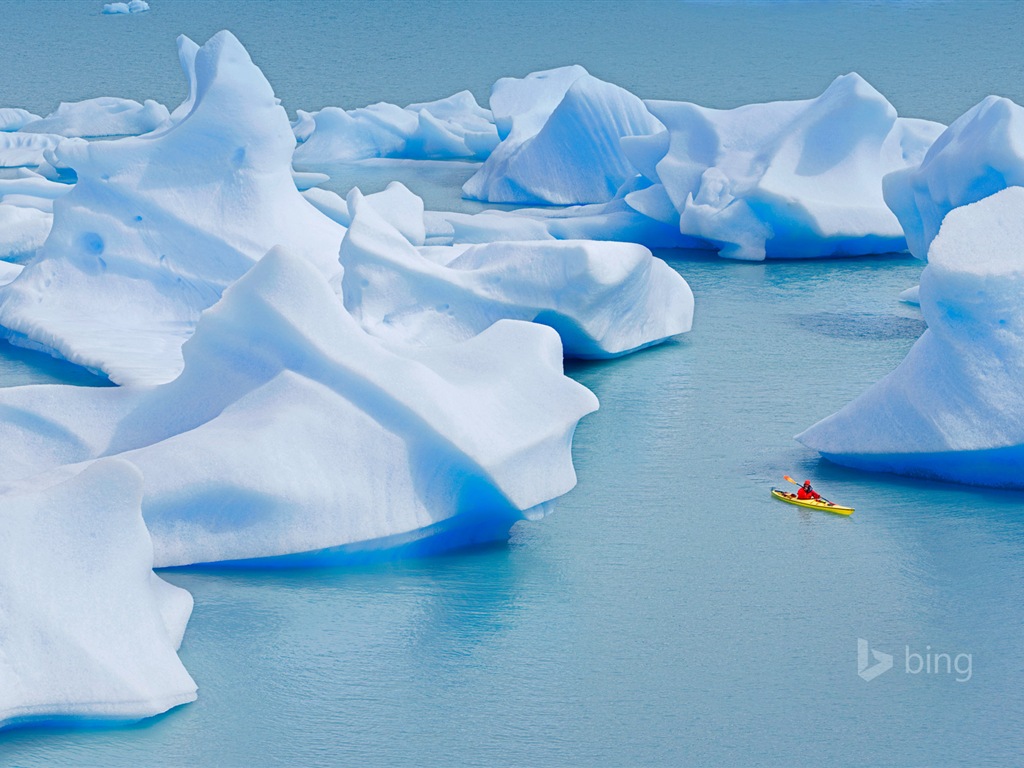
[797,480,821,501]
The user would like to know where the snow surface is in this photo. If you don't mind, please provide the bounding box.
[0,247,598,566]
[341,186,693,355]
[293,91,499,164]
[0,460,196,730]
[0,31,345,385]
[797,186,1024,487]
[20,97,169,138]
[883,96,1024,261]
[463,66,662,205]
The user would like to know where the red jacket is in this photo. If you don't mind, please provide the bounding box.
[797,486,821,500]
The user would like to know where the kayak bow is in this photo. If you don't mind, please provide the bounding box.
[771,488,853,516]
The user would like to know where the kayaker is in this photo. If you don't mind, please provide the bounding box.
[797,480,821,501]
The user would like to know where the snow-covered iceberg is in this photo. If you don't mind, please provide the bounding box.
[292,90,499,164]
[341,187,693,355]
[883,96,1024,261]
[0,247,597,566]
[623,74,945,260]
[20,97,169,138]
[0,31,345,385]
[797,186,1024,488]
[0,460,196,730]
[463,66,662,205]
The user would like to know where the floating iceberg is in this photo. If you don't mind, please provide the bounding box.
[0,31,345,385]
[293,90,499,164]
[0,204,52,262]
[0,247,597,566]
[20,97,170,138]
[0,460,196,730]
[102,0,149,14]
[797,187,1024,488]
[0,132,63,168]
[463,66,662,205]
[883,96,1024,261]
[623,74,945,260]
[0,108,41,132]
[341,187,693,355]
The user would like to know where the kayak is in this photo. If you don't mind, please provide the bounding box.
[771,488,854,516]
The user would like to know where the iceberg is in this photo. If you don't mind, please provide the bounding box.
[883,96,1024,261]
[0,460,196,730]
[797,187,1024,488]
[102,0,149,14]
[0,204,52,262]
[0,260,22,286]
[292,90,498,164]
[0,31,345,385]
[0,132,63,168]
[341,187,693,355]
[20,97,170,138]
[0,108,41,132]
[0,247,597,566]
[626,74,944,260]
[463,66,662,205]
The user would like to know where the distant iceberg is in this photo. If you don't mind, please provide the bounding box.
[20,97,169,138]
[0,132,63,168]
[293,90,499,164]
[883,96,1024,260]
[102,0,149,14]
[0,460,195,731]
[0,247,597,567]
[463,66,663,205]
[0,107,41,132]
[627,74,945,260]
[797,186,1024,488]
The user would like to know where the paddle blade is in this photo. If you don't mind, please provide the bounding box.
[783,475,800,486]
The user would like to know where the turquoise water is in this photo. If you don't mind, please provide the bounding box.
[2,1,1023,765]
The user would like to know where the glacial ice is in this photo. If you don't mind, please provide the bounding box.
[0,460,196,730]
[883,96,1024,260]
[0,260,22,285]
[0,31,345,385]
[20,97,170,138]
[463,66,662,205]
[0,132,63,168]
[0,108,41,132]
[628,74,945,260]
[0,247,598,566]
[292,90,499,164]
[797,187,1024,488]
[102,0,149,14]
[0,204,52,262]
[341,187,693,355]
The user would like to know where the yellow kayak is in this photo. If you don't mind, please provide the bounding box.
[771,488,854,516]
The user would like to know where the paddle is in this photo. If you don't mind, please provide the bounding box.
[782,475,835,506]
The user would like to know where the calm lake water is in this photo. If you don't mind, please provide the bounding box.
[2,1,1023,766]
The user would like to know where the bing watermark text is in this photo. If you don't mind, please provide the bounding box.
[857,639,972,683]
